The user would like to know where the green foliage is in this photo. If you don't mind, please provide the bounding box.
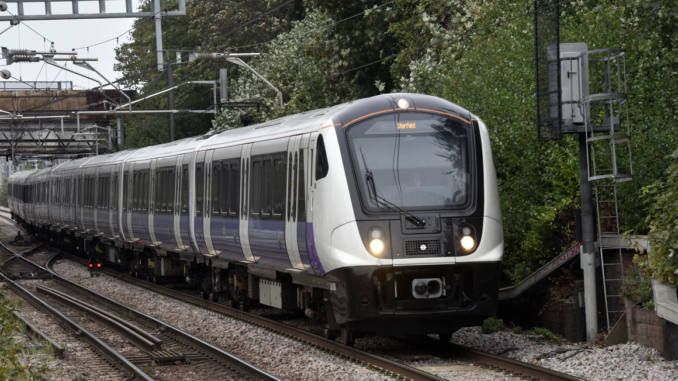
[620,264,653,304]
[639,147,678,286]
[0,286,50,380]
[1,176,7,208]
[118,0,678,287]
[528,327,560,342]
[481,316,504,334]
[643,300,656,312]
[510,326,523,334]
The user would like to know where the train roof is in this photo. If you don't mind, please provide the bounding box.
[10,93,474,181]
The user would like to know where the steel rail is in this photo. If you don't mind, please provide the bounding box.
[36,285,161,352]
[0,271,153,381]
[20,253,284,381]
[60,252,584,381]
[411,336,586,381]
[60,254,442,381]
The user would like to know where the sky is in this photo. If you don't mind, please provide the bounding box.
[0,0,153,90]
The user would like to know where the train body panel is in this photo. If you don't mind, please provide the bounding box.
[8,93,504,338]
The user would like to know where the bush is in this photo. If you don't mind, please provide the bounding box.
[0,286,50,380]
[510,326,523,334]
[481,317,505,334]
[640,147,678,286]
[529,327,560,342]
[620,264,653,305]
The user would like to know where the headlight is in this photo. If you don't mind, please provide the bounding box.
[461,236,475,250]
[368,227,386,255]
[370,239,384,254]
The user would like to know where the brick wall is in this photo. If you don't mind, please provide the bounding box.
[626,301,673,358]
[536,281,586,343]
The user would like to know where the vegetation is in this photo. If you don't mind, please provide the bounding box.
[637,147,678,287]
[621,263,654,310]
[116,0,678,286]
[1,176,7,208]
[0,286,50,380]
[481,316,505,334]
[528,327,560,342]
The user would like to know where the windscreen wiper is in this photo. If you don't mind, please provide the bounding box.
[356,142,425,227]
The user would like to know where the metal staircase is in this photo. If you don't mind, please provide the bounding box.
[580,48,633,332]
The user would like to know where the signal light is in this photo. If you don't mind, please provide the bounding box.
[96,263,101,268]
[88,263,93,268]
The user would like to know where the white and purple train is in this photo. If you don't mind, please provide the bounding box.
[8,93,503,344]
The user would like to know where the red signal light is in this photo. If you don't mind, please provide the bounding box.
[96,263,101,268]
[88,263,93,268]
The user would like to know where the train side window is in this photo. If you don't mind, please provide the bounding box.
[113,174,118,209]
[155,170,162,212]
[181,165,189,215]
[292,152,299,222]
[273,156,284,217]
[315,135,329,181]
[262,158,272,217]
[123,174,129,211]
[287,153,293,221]
[167,169,175,213]
[133,173,139,211]
[220,162,229,215]
[212,163,220,215]
[251,159,261,217]
[230,162,239,217]
[196,164,204,216]
[298,150,306,222]
[161,170,168,213]
[143,172,150,211]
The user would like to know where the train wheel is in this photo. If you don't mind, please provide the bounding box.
[339,328,354,347]
[438,333,452,342]
[324,328,337,341]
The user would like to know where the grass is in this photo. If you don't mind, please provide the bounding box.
[528,327,560,342]
[481,317,505,334]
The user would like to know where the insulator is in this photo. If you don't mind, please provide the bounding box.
[192,52,220,61]
[8,49,35,56]
[10,55,40,63]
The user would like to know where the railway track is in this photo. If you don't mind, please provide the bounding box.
[58,253,585,381]
[0,242,282,381]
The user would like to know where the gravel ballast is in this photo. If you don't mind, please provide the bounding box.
[52,259,528,380]
[451,327,678,381]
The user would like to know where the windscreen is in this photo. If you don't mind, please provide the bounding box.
[347,112,471,211]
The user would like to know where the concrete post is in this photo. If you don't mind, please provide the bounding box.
[579,133,598,341]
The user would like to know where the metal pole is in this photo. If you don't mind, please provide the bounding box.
[153,0,164,71]
[579,132,598,341]
[107,125,111,153]
[95,126,99,156]
[220,68,228,105]
[167,60,175,141]
[116,116,123,147]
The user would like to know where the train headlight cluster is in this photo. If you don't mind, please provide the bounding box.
[368,227,385,255]
[460,226,475,251]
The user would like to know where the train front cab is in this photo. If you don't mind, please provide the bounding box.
[323,95,504,337]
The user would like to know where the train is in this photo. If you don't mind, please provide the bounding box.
[8,93,503,345]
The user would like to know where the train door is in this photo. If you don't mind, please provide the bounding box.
[109,165,118,238]
[93,167,100,233]
[306,132,325,274]
[284,136,305,269]
[78,170,86,231]
[202,150,216,255]
[238,144,256,262]
[173,155,185,250]
[123,162,135,241]
[179,154,192,252]
[190,151,208,254]
[149,159,158,245]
